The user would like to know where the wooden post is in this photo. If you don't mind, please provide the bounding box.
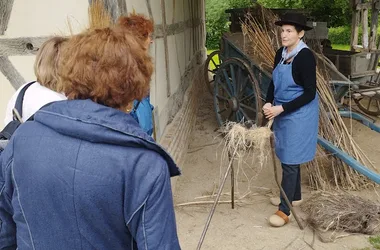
[161,0,171,97]
[351,0,361,51]
[0,0,14,35]
[369,0,380,50]
[362,7,369,49]
[0,57,25,89]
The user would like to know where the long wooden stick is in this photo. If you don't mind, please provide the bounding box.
[270,135,304,230]
[197,151,236,250]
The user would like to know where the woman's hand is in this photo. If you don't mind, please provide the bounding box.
[262,102,272,111]
[263,105,284,120]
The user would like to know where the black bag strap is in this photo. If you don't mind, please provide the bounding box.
[13,81,35,121]
[133,101,141,112]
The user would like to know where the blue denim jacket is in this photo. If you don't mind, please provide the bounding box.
[0,99,181,250]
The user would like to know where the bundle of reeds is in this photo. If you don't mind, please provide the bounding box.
[241,5,376,190]
[301,191,380,235]
[88,0,113,30]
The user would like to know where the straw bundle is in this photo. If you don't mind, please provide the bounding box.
[241,5,376,190]
[301,192,380,235]
[88,0,113,30]
[218,121,273,199]
[221,121,272,166]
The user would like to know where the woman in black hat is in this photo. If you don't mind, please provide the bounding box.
[262,13,319,227]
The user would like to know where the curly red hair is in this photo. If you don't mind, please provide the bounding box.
[117,14,154,41]
[58,27,153,110]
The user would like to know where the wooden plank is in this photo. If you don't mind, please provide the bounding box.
[362,8,369,49]
[355,86,380,92]
[351,0,361,51]
[369,0,379,50]
[0,19,203,56]
[0,36,52,57]
[0,0,14,35]
[161,0,171,97]
[0,56,25,89]
[146,0,154,20]
[356,2,372,9]
[361,91,377,97]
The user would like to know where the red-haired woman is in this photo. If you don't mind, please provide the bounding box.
[117,14,155,136]
[0,27,181,249]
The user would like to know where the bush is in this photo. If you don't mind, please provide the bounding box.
[206,0,252,49]
[328,26,351,45]
[328,25,380,46]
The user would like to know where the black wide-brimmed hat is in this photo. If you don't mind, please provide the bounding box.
[274,12,313,31]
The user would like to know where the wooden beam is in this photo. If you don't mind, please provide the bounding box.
[161,0,171,97]
[362,8,369,49]
[351,0,361,51]
[369,0,379,50]
[0,36,52,57]
[0,57,25,89]
[0,0,14,35]
[146,0,153,20]
[356,2,372,10]
[0,19,203,57]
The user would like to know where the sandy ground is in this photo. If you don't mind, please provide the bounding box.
[173,92,380,250]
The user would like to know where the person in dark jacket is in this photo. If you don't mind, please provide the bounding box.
[262,13,319,227]
[0,26,181,249]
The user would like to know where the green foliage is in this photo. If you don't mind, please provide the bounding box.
[229,0,252,8]
[369,235,380,249]
[301,0,351,27]
[206,0,253,49]
[331,44,350,51]
[329,25,380,46]
[328,26,352,45]
[205,0,229,49]
[258,0,350,27]
[257,0,302,8]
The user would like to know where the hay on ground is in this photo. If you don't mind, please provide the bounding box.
[301,191,380,235]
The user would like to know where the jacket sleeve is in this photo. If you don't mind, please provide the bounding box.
[127,160,180,250]
[0,158,17,250]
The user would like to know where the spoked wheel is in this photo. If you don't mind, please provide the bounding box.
[213,58,263,127]
[354,94,380,116]
[204,50,221,94]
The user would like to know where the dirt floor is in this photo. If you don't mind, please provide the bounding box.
[173,92,380,250]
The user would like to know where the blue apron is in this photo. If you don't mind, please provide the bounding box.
[272,48,319,165]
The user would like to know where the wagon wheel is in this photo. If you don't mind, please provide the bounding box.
[213,58,263,127]
[354,95,380,116]
[204,50,221,94]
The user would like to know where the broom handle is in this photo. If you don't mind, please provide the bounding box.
[270,135,304,230]
[266,119,274,129]
[196,151,236,249]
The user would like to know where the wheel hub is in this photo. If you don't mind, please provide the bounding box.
[227,97,239,112]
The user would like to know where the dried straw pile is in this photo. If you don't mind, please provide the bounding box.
[221,121,272,165]
[218,121,273,199]
[301,192,380,235]
[241,4,376,190]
